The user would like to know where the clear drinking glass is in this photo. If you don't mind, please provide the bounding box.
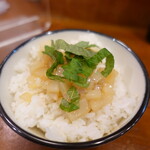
[0,0,51,61]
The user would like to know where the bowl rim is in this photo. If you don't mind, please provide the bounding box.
[0,29,150,149]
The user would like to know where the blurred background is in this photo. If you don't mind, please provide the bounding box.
[0,0,149,71]
[49,0,150,28]
[0,0,150,150]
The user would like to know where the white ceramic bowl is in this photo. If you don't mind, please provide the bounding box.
[0,29,149,149]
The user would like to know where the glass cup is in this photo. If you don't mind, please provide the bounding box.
[0,0,51,62]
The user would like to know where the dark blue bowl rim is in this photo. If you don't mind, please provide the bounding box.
[0,29,150,149]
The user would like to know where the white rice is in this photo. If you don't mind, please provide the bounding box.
[9,45,137,143]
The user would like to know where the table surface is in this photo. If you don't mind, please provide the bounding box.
[0,12,150,150]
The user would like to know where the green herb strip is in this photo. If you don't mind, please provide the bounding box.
[60,86,80,112]
[62,58,93,87]
[86,48,114,77]
[43,45,64,81]
[54,39,96,58]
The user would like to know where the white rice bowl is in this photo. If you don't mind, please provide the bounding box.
[0,30,146,143]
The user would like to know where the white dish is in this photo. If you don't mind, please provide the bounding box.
[0,29,149,149]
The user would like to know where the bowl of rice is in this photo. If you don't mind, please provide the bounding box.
[0,29,149,149]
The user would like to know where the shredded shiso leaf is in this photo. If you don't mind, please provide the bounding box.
[43,39,114,112]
